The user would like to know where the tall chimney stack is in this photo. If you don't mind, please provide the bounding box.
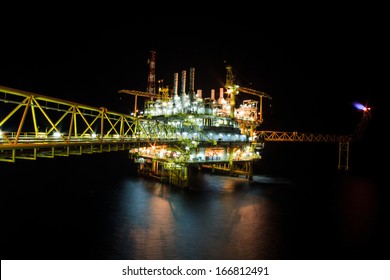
[180,70,186,95]
[180,70,187,107]
[197,89,202,99]
[173,72,179,97]
[189,67,196,102]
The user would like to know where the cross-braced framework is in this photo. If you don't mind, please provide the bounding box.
[0,86,183,162]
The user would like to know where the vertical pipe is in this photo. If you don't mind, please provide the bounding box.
[218,87,224,104]
[180,70,186,108]
[211,89,215,100]
[173,73,179,97]
[180,70,186,95]
[189,67,195,101]
[197,89,202,99]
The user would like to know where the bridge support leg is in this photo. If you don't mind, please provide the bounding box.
[248,161,253,181]
[338,142,349,172]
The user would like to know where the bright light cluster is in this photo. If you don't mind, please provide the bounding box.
[353,102,371,112]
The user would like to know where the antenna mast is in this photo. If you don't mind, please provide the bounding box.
[147,50,156,97]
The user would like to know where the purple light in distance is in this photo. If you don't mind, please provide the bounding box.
[353,102,368,111]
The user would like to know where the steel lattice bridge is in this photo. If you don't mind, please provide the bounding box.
[0,86,188,162]
[0,85,356,187]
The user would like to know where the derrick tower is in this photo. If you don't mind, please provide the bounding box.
[147,50,156,96]
[225,65,238,118]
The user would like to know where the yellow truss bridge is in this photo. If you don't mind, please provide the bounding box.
[0,85,185,162]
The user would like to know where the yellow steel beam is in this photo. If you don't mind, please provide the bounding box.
[255,130,350,143]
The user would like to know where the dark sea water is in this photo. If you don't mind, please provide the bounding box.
[1,142,388,260]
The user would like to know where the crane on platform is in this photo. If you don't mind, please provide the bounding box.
[224,65,272,123]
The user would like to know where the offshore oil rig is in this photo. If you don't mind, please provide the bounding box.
[119,50,272,187]
[0,50,369,187]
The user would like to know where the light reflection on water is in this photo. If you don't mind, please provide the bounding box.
[109,173,294,259]
[2,153,386,260]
